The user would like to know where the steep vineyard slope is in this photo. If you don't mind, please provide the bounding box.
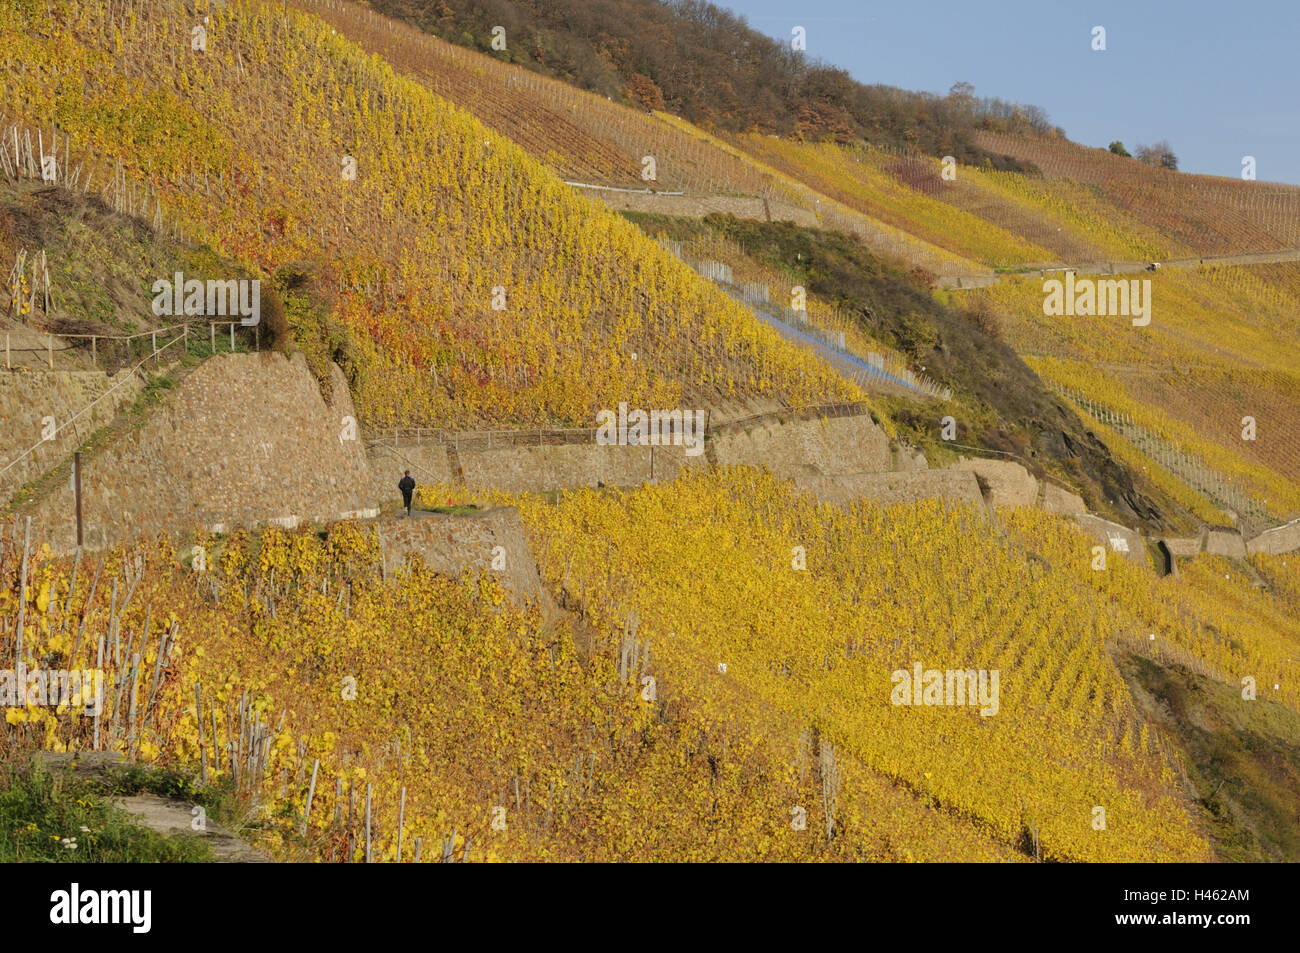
[976,132,1300,256]
[734,137,1061,269]
[0,518,1021,862]
[292,0,794,198]
[979,262,1300,522]
[517,469,1229,862]
[285,0,988,280]
[733,137,1182,268]
[1,0,872,429]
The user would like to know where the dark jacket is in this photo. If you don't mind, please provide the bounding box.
[398,475,416,497]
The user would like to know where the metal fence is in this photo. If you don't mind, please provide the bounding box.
[660,240,952,401]
[3,321,260,371]
[1054,383,1272,526]
[364,425,601,453]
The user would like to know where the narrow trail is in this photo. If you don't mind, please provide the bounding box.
[980,247,1300,285]
[36,751,270,863]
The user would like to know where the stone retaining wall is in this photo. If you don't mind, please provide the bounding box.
[1041,482,1087,516]
[1,368,145,502]
[1073,515,1148,566]
[375,507,556,617]
[1247,518,1300,555]
[712,414,890,478]
[953,458,1039,508]
[17,347,1292,581]
[1205,528,1248,558]
[797,469,983,507]
[460,443,702,494]
[892,445,929,472]
[577,187,819,227]
[24,353,378,553]
[1161,536,1204,557]
[367,442,454,501]
[367,407,888,498]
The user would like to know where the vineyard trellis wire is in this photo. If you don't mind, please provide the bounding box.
[1053,382,1273,528]
[663,239,952,401]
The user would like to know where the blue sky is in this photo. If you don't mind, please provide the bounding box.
[722,0,1300,185]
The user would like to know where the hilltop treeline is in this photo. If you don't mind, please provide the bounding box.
[367,0,1052,168]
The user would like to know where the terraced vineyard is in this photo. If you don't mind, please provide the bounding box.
[517,467,1299,861]
[290,0,999,280]
[2,0,1297,881]
[1053,383,1273,532]
[1027,355,1300,522]
[973,256,1300,522]
[734,137,1057,268]
[290,0,795,200]
[1,0,872,427]
[978,131,1300,255]
[730,134,1199,271]
[1,520,1027,862]
[954,166,1177,263]
[1004,508,1300,719]
[1105,367,1300,487]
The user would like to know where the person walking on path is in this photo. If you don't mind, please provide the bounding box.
[398,470,416,517]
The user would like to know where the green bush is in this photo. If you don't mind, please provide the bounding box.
[0,762,213,863]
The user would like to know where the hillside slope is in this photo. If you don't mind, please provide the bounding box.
[0,178,259,346]
[977,132,1300,256]
[2,0,877,429]
[360,0,1048,165]
[1,0,1295,870]
[0,513,1024,862]
[285,0,991,281]
[633,212,1215,534]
